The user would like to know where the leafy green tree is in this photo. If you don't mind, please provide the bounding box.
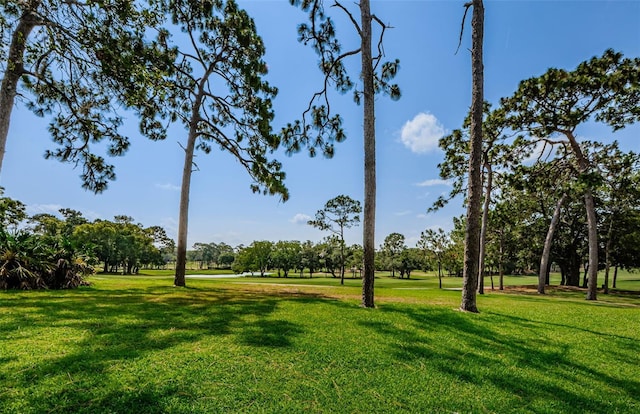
[218,251,235,269]
[59,209,88,238]
[28,213,62,237]
[0,188,26,229]
[136,0,287,287]
[247,240,273,277]
[192,242,218,269]
[231,246,258,275]
[112,219,154,274]
[486,202,518,290]
[317,236,341,277]
[380,232,405,278]
[398,248,422,280]
[73,217,164,274]
[0,0,170,190]
[610,211,640,287]
[288,0,400,308]
[594,144,640,293]
[272,240,301,278]
[443,216,466,278]
[308,195,361,285]
[500,49,640,300]
[418,228,451,289]
[300,240,321,278]
[346,244,364,278]
[499,158,576,293]
[432,104,512,294]
[73,220,117,273]
[495,159,592,289]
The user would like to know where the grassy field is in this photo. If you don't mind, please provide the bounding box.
[1,272,638,413]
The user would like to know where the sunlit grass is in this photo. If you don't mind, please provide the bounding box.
[1,274,638,413]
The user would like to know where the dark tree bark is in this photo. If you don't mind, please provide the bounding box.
[361,0,376,308]
[538,193,568,294]
[460,0,484,313]
[564,253,581,287]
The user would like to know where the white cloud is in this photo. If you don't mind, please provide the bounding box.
[416,178,452,187]
[394,210,412,217]
[155,183,180,191]
[290,213,312,225]
[26,204,63,216]
[160,217,178,238]
[84,210,102,221]
[400,112,446,154]
[405,234,422,248]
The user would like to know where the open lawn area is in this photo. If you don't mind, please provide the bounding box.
[1,273,639,413]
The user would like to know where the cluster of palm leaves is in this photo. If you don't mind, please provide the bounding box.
[0,230,92,290]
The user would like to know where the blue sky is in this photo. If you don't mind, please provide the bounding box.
[2,0,639,248]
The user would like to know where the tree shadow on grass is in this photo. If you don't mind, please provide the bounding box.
[366,303,640,413]
[0,285,345,413]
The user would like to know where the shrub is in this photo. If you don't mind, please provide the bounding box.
[0,230,92,290]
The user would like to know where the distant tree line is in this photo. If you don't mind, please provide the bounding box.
[0,190,174,289]
[4,182,640,291]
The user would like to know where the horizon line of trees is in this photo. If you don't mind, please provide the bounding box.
[4,187,638,292]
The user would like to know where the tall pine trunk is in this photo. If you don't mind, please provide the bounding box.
[361,0,376,308]
[175,94,206,287]
[460,0,484,313]
[174,124,197,287]
[538,193,567,294]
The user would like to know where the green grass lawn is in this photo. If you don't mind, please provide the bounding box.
[1,273,638,413]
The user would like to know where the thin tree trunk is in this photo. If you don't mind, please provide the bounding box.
[584,191,599,301]
[499,236,504,290]
[361,0,375,308]
[538,193,568,294]
[340,237,345,285]
[174,122,197,287]
[564,131,598,300]
[460,0,484,313]
[174,63,214,287]
[478,163,493,295]
[0,8,39,174]
[603,215,614,294]
[613,265,618,289]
